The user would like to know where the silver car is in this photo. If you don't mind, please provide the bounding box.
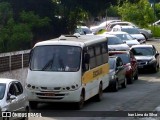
[0,78,29,118]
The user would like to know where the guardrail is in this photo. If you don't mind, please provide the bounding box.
[0,50,30,72]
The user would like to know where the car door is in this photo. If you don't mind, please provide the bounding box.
[14,81,27,111]
[117,57,125,84]
[115,57,123,84]
[6,82,19,111]
[130,51,137,75]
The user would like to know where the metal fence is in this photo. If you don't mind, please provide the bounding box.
[0,50,30,72]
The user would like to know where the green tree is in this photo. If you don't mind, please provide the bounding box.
[155,3,160,20]
[117,0,154,27]
[106,5,120,17]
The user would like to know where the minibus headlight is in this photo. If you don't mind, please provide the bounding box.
[71,85,76,89]
[32,86,35,89]
[66,87,70,90]
[27,84,31,88]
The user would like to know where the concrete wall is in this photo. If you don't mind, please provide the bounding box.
[0,67,28,86]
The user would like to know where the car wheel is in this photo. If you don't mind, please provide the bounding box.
[112,80,118,92]
[75,91,85,110]
[121,77,127,88]
[22,107,29,120]
[29,101,38,109]
[134,71,138,80]
[157,64,159,71]
[127,75,133,84]
[142,34,148,41]
[153,64,158,73]
[95,83,103,101]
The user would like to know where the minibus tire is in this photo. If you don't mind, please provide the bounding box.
[95,83,103,102]
[75,91,85,110]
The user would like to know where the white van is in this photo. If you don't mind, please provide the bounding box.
[26,35,110,109]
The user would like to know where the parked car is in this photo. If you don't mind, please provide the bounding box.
[111,25,146,44]
[153,20,160,26]
[108,31,140,47]
[130,45,160,73]
[74,26,94,35]
[108,56,127,91]
[90,20,121,34]
[98,34,130,51]
[0,78,29,119]
[106,21,152,40]
[109,51,138,84]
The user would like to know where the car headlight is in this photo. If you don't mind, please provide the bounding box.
[111,75,115,79]
[148,57,156,64]
[110,74,116,80]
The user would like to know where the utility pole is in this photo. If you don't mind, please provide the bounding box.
[153,0,156,32]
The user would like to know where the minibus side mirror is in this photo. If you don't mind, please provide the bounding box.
[84,53,90,64]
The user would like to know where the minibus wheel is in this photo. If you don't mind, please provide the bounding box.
[95,82,103,101]
[75,91,85,110]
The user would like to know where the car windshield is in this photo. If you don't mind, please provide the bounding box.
[82,28,92,34]
[131,47,154,56]
[121,28,140,34]
[108,37,123,45]
[114,53,130,64]
[75,27,92,34]
[30,45,81,72]
[115,34,134,41]
[0,83,6,100]
[109,58,115,69]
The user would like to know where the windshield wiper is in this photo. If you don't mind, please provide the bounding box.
[42,54,55,71]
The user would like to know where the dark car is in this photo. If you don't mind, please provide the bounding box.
[109,51,138,84]
[130,45,159,73]
[108,56,127,92]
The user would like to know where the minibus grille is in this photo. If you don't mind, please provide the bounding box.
[36,92,66,100]
[38,97,63,100]
[40,87,61,91]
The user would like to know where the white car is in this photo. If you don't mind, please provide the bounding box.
[0,78,29,118]
[111,25,146,44]
[107,21,152,39]
[108,31,140,47]
[98,34,130,51]
[90,20,121,34]
[153,20,160,26]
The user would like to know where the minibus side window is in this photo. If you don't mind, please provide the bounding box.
[88,46,96,69]
[102,42,108,63]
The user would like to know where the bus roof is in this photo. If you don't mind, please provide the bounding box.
[34,35,107,48]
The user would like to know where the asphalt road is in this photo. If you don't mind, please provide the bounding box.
[28,39,160,120]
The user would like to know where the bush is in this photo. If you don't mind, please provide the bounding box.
[148,25,160,38]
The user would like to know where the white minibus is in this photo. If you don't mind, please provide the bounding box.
[26,35,109,109]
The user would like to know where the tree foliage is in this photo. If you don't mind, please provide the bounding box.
[0,0,158,52]
[117,0,154,27]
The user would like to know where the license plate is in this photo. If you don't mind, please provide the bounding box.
[44,93,54,96]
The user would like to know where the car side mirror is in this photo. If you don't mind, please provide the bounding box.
[10,95,16,100]
[84,53,90,64]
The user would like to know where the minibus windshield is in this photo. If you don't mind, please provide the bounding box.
[30,45,81,72]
